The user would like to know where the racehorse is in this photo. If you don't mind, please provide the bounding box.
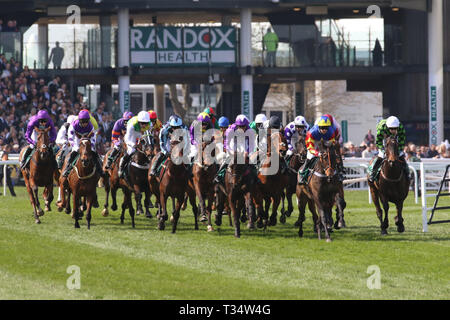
[19,127,56,224]
[296,140,340,241]
[223,149,262,238]
[257,130,289,227]
[101,143,135,227]
[192,139,218,232]
[151,137,198,233]
[368,135,409,235]
[65,135,101,229]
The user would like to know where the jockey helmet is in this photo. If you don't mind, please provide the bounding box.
[148,110,157,120]
[269,116,281,129]
[255,113,267,124]
[218,116,229,128]
[197,112,211,123]
[386,116,400,128]
[66,115,77,124]
[294,116,307,127]
[137,111,150,123]
[317,116,332,127]
[235,114,249,127]
[37,110,49,120]
[203,107,215,116]
[169,115,183,127]
[122,111,134,120]
[78,110,90,120]
[323,114,334,124]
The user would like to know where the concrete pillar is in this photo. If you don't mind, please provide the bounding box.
[37,24,48,68]
[118,8,130,113]
[240,8,253,120]
[100,15,112,68]
[428,0,444,145]
[154,84,166,122]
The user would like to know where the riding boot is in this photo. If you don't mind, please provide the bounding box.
[298,157,313,185]
[57,147,66,169]
[105,148,120,170]
[149,152,165,177]
[21,146,33,170]
[368,157,383,182]
[63,151,79,177]
[214,161,228,184]
[118,153,132,178]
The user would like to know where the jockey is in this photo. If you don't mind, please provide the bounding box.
[318,114,343,145]
[284,115,310,156]
[55,114,77,169]
[189,112,212,146]
[203,107,219,129]
[368,116,408,182]
[104,111,134,170]
[298,115,338,184]
[76,108,99,132]
[62,109,103,178]
[214,114,256,184]
[217,116,230,153]
[249,113,267,135]
[21,109,57,170]
[148,110,163,135]
[149,114,190,176]
[118,111,151,178]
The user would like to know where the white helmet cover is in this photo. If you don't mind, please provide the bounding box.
[294,115,307,126]
[255,113,267,124]
[137,110,150,122]
[386,116,400,128]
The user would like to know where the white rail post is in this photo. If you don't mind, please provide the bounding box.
[420,162,428,232]
[3,163,6,196]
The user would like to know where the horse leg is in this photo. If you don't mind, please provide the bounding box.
[279,191,287,224]
[245,193,255,230]
[159,193,168,231]
[286,183,295,217]
[270,195,281,227]
[30,180,43,217]
[44,184,54,212]
[206,193,214,232]
[214,186,224,227]
[381,196,390,235]
[189,189,199,231]
[264,197,271,226]
[394,201,405,233]
[171,195,184,234]
[334,185,346,229]
[144,187,152,218]
[229,195,241,238]
[25,179,40,224]
[323,206,333,242]
[102,174,110,217]
[111,183,118,211]
[86,194,94,230]
[126,189,135,228]
[296,194,307,237]
[370,186,387,235]
[134,186,143,216]
[73,193,80,228]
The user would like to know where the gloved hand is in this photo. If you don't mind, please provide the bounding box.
[286,149,293,156]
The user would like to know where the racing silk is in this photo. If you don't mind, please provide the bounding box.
[124,116,151,155]
[68,118,95,152]
[111,118,127,147]
[305,125,337,157]
[56,123,71,145]
[315,116,343,145]
[189,120,212,145]
[25,114,57,145]
[224,123,256,153]
[249,121,260,135]
[151,119,163,135]
[159,122,190,155]
[375,119,406,151]
[284,121,309,151]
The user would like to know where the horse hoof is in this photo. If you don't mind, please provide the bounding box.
[170,216,174,223]
[111,204,118,211]
[45,206,51,212]
[298,231,303,237]
[38,209,44,217]
[101,208,109,217]
[199,215,207,223]
[145,212,153,219]
[256,220,263,229]
[148,202,154,209]
[381,230,388,236]
[294,220,301,227]
[207,225,214,232]
[158,222,165,231]
[326,238,332,243]
[120,219,124,225]
[334,221,340,230]
[286,210,292,218]
[397,225,405,233]
[35,219,41,224]
[247,223,255,230]
[280,215,286,224]
[57,206,63,213]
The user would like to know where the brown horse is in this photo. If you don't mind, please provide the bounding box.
[223,151,261,238]
[257,130,289,227]
[66,136,101,229]
[192,139,218,232]
[151,137,198,233]
[20,127,56,224]
[296,141,340,242]
[368,136,409,235]
[102,144,135,227]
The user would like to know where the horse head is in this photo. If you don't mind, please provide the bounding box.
[318,140,338,182]
[77,134,93,168]
[385,135,399,166]
[36,127,51,160]
[136,136,153,160]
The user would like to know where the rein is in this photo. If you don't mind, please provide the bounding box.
[73,165,96,180]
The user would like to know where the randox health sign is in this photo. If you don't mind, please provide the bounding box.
[130,26,237,66]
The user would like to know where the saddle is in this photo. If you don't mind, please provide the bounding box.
[298,157,319,182]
